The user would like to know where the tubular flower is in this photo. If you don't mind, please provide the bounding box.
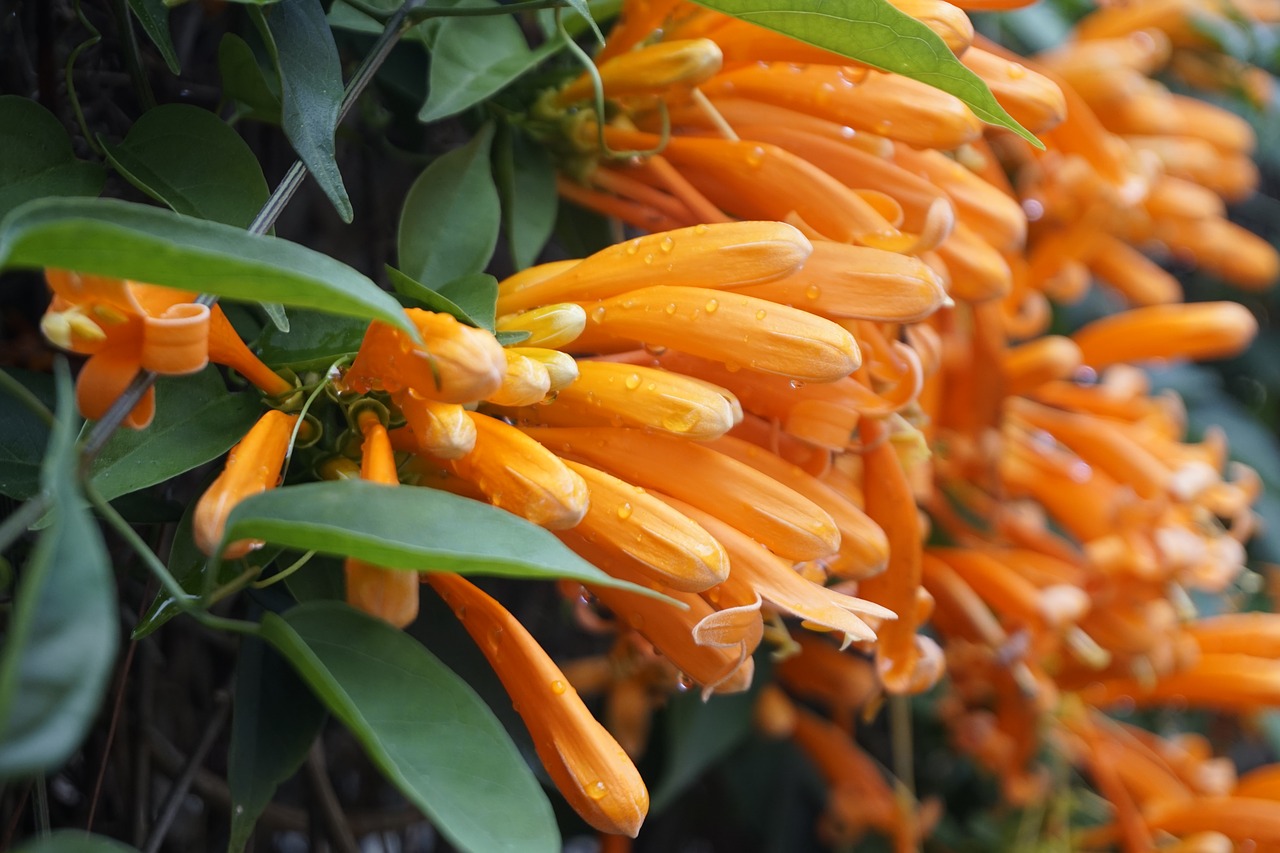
[344,410,419,627]
[426,573,649,837]
[40,269,210,428]
[193,409,297,558]
[555,38,723,105]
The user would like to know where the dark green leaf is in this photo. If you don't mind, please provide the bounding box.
[261,602,559,853]
[228,635,326,852]
[688,0,1040,145]
[13,830,140,853]
[88,367,263,502]
[419,13,566,123]
[0,97,105,222]
[221,480,672,596]
[218,33,283,124]
[284,554,346,603]
[496,127,557,270]
[438,273,499,331]
[398,124,500,287]
[261,302,290,332]
[650,672,760,811]
[0,363,117,779]
[0,370,54,500]
[254,0,353,221]
[0,197,414,338]
[255,308,367,371]
[100,104,270,228]
[128,0,181,73]
[387,265,482,327]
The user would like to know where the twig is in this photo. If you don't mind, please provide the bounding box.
[143,689,232,853]
[306,741,360,853]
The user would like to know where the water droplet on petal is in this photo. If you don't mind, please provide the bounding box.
[664,303,677,315]
[705,299,719,314]
[550,679,567,695]
[617,502,634,519]
[591,306,607,323]
[1007,62,1026,79]
[624,241,640,256]
[643,253,655,265]
[659,235,675,253]
[625,373,641,390]
[693,223,710,235]
[587,781,608,800]
[789,379,805,389]
[805,284,821,300]
[745,146,766,168]
[755,309,767,320]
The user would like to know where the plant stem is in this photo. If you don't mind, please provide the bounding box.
[113,0,157,111]
[0,497,49,555]
[142,690,232,853]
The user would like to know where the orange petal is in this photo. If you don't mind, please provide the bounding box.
[1071,302,1258,368]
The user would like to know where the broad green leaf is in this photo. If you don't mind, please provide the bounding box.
[88,367,263,502]
[14,830,140,853]
[261,301,290,332]
[398,124,500,287]
[220,480,673,597]
[255,308,366,370]
[285,554,346,603]
[688,0,1040,146]
[100,104,270,228]
[254,0,353,222]
[419,14,567,123]
[228,634,326,853]
[0,363,117,779]
[261,602,559,853]
[0,197,414,338]
[0,97,105,222]
[127,0,180,73]
[218,33,283,124]
[388,266,500,333]
[496,126,557,270]
[0,370,54,500]
[127,0,181,73]
[650,680,759,811]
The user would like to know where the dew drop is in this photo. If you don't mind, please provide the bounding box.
[664,302,677,315]
[550,679,567,695]
[591,305,607,323]
[755,309,767,320]
[643,253,655,265]
[705,298,719,314]
[643,342,668,355]
[874,119,892,134]
[745,146,766,168]
[1007,62,1026,79]
[805,284,821,300]
[487,626,504,652]
[624,241,640,256]
[587,781,608,800]
[659,235,676,253]
[789,379,806,389]
[675,673,693,692]
[815,82,835,105]
[617,502,634,519]
[693,223,710,235]
[625,373,641,390]
[646,382,656,391]
[839,126,855,139]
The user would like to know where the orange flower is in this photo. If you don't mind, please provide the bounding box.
[426,573,649,837]
[344,409,419,627]
[41,269,210,428]
[193,409,298,558]
[555,38,723,105]
[1071,302,1258,368]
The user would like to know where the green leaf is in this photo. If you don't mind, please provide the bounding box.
[0,97,105,222]
[218,33,283,124]
[398,123,500,287]
[419,12,566,123]
[496,126,557,270]
[688,0,1041,146]
[388,266,499,333]
[0,363,118,779]
[254,0,353,222]
[650,681,758,811]
[13,830,140,853]
[255,308,366,371]
[228,634,326,852]
[88,367,263,502]
[0,197,414,338]
[261,601,560,853]
[0,370,54,500]
[221,480,672,597]
[285,554,346,603]
[127,0,181,73]
[100,104,270,228]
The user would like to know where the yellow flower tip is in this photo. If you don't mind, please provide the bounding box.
[561,459,730,592]
[40,308,105,350]
[345,310,506,403]
[1072,302,1258,368]
[396,394,477,460]
[573,285,861,383]
[507,347,580,392]
[194,410,298,558]
[448,413,589,529]
[496,221,813,315]
[496,303,588,349]
[556,38,724,105]
[515,361,737,440]
[344,557,419,628]
[486,349,553,407]
[427,574,649,838]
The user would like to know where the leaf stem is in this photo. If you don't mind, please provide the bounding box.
[88,486,261,637]
[66,0,105,158]
[0,497,49,556]
[0,369,55,428]
[113,0,158,112]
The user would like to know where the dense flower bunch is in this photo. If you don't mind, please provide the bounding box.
[33,0,1280,846]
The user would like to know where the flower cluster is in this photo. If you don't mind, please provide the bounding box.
[35,0,1280,845]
